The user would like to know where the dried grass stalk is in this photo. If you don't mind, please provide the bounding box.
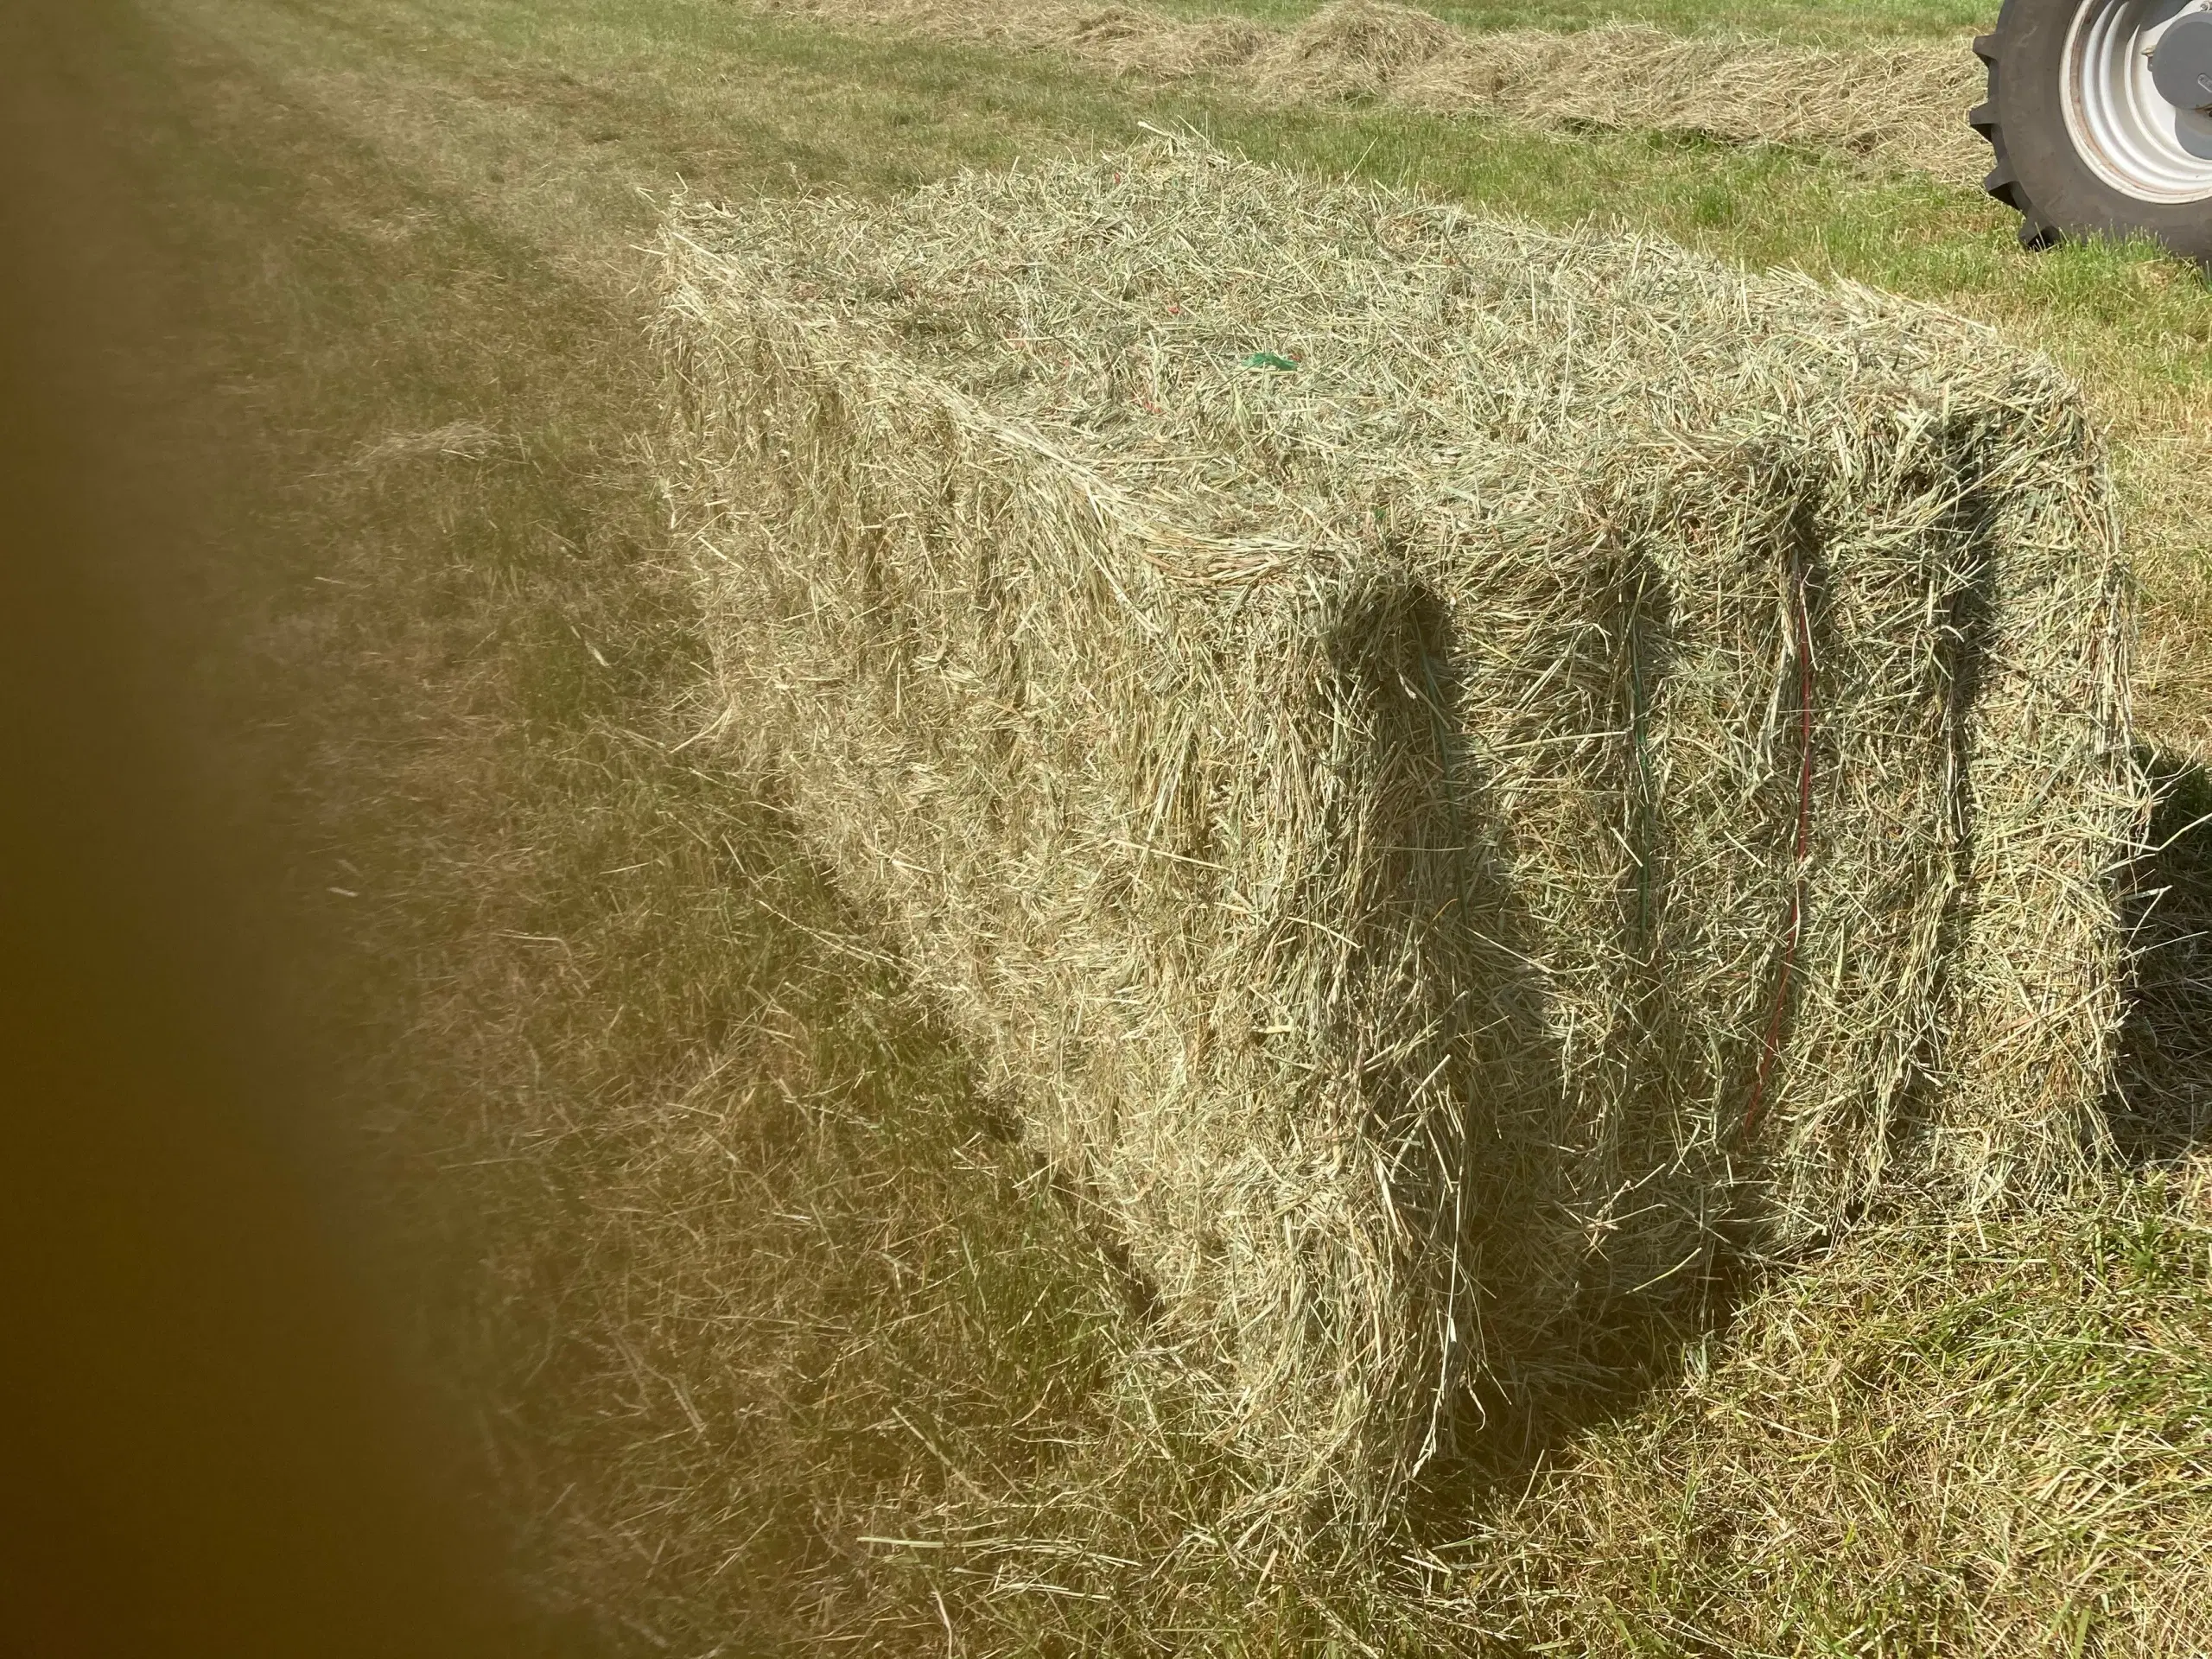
[652,144,2145,1535]
[756,0,1989,184]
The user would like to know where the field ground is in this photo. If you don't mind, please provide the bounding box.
[1160,0,1991,38]
[1077,0,1992,45]
[105,0,2212,1650]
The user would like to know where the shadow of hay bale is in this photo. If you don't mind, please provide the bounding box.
[2115,751,2212,1160]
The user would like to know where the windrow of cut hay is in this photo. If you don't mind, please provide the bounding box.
[652,146,2144,1535]
[756,0,1989,186]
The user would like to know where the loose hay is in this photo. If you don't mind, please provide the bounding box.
[652,145,2145,1535]
[756,0,1991,186]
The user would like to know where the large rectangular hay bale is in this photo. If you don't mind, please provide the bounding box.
[652,148,2145,1529]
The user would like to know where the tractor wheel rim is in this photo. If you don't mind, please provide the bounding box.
[2065,0,2212,204]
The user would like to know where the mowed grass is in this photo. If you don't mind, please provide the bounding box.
[1160,0,1990,45]
[136,0,2212,1650]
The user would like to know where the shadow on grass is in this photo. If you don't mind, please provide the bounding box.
[2113,748,2212,1160]
[1408,745,2212,1534]
[1403,1231,1763,1544]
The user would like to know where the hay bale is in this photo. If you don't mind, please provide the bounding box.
[652,146,2144,1532]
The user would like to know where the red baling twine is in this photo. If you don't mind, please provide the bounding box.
[1738,562,1815,1144]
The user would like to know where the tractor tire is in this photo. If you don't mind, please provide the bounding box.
[1971,0,2212,260]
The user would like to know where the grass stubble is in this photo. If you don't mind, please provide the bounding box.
[137,0,2212,1650]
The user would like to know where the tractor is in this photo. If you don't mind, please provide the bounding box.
[1974,0,2212,257]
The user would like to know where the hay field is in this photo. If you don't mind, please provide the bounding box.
[1161,0,1987,40]
[763,0,1992,183]
[125,0,2212,1651]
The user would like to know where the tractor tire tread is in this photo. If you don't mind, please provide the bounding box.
[1972,0,2212,260]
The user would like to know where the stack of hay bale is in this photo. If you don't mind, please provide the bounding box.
[652,146,2145,1535]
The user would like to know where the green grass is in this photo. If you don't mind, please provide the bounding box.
[130,0,2212,1650]
[1445,1182,2212,1652]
